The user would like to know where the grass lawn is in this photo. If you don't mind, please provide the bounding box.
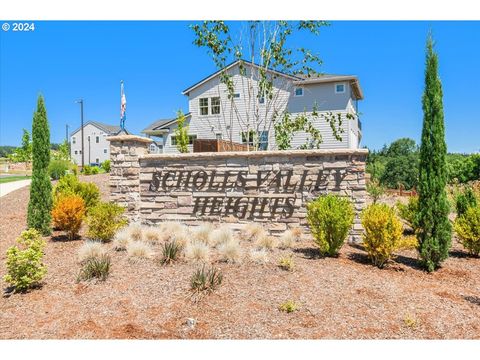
[0,175,31,184]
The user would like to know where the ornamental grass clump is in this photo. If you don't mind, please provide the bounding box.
[249,248,269,265]
[193,223,215,245]
[278,300,299,313]
[209,226,233,247]
[51,194,86,240]
[190,265,223,294]
[306,194,354,257]
[77,241,107,263]
[112,228,130,251]
[361,203,403,268]
[161,241,182,265]
[218,239,243,263]
[242,223,266,241]
[255,234,277,250]
[185,240,210,263]
[142,225,163,245]
[126,241,153,260]
[454,206,480,256]
[126,222,143,242]
[4,229,47,292]
[77,255,111,282]
[278,255,295,271]
[86,202,128,242]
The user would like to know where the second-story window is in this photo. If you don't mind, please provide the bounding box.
[211,97,220,115]
[96,136,99,143]
[294,87,304,97]
[233,93,240,99]
[199,98,209,115]
[72,136,76,144]
[335,83,346,93]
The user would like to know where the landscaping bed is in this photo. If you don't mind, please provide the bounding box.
[0,174,479,339]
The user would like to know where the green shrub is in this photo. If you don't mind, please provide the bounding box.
[48,159,70,180]
[455,187,477,218]
[306,194,354,257]
[4,229,47,292]
[52,174,100,210]
[77,255,111,282]
[367,179,385,204]
[396,196,419,231]
[190,265,223,293]
[101,160,111,173]
[454,206,480,256]
[82,165,93,175]
[86,202,128,242]
[161,241,182,265]
[278,300,299,313]
[361,203,403,268]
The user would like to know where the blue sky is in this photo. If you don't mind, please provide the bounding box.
[0,21,479,153]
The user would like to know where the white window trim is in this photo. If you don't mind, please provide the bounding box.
[199,98,209,116]
[293,87,304,97]
[335,83,346,94]
[211,97,221,115]
[103,148,108,154]
[171,133,198,146]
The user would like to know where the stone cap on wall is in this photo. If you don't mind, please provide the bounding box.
[106,134,153,143]
[141,148,368,160]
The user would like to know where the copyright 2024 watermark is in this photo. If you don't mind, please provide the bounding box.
[2,22,35,32]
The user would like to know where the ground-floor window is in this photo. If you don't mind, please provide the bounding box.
[241,130,268,150]
[171,135,197,146]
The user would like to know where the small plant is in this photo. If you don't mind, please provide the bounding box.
[278,300,299,313]
[306,194,354,257]
[101,160,111,173]
[161,241,182,264]
[403,314,418,329]
[48,159,70,180]
[209,226,233,247]
[51,194,86,240]
[454,206,480,256]
[172,227,190,248]
[126,241,153,260]
[242,223,266,241]
[126,222,143,242]
[367,179,385,204]
[255,233,277,250]
[52,174,100,210]
[455,187,478,218]
[278,255,295,271]
[77,241,107,263]
[289,226,303,241]
[190,265,223,293]
[77,255,111,282]
[361,203,403,268]
[142,225,162,244]
[249,248,269,265]
[185,240,210,263]
[396,196,419,232]
[112,228,130,251]
[4,229,47,292]
[278,230,297,249]
[86,202,128,242]
[218,239,243,263]
[396,235,419,251]
[193,223,215,244]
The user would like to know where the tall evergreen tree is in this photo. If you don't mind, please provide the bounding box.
[27,95,53,235]
[417,34,452,272]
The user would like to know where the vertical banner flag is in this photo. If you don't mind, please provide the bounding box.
[120,80,127,130]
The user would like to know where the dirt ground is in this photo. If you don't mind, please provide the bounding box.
[0,174,479,339]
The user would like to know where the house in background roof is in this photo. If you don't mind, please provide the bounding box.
[70,120,129,166]
[142,59,363,153]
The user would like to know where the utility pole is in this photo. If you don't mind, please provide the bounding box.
[76,99,84,168]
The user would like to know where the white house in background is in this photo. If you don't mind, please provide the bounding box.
[142,59,364,154]
[70,121,127,166]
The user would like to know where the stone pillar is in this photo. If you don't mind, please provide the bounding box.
[107,135,152,223]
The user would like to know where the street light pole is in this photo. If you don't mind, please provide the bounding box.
[65,124,70,161]
[76,99,84,168]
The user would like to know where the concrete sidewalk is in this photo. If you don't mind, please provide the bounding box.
[0,179,31,197]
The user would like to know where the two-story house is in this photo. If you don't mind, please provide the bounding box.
[142,60,363,153]
[70,121,127,166]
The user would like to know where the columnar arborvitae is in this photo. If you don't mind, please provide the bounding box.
[417,34,452,272]
[27,95,53,235]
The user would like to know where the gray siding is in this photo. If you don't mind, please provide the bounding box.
[70,124,111,165]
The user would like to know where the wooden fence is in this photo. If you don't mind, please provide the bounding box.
[193,139,249,153]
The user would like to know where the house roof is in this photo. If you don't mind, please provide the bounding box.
[71,120,128,136]
[181,59,363,100]
[142,113,191,134]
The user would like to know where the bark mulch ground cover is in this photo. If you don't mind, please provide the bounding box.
[0,174,479,339]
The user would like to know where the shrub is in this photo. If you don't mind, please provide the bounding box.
[52,174,100,210]
[361,203,403,268]
[306,195,354,257]
[249,248,269,265]
[255,234,277,250]
[77,255,111,282]
[126,241,153,260]
[4,229,47,292]
[86,202,128,242]
[218,239,243,263]
[396,196,419,231]
[454,206,480,256]
[77,241,107,263]
[101,160,111,173]
[396,235,419,250]
[51,194,86,240]
[278,300,299,313]
[455,187,478,218]
[278,255,295,271]
[190,265,223,293]
[48,159,70,180]
[242,223,266,241]
[82,165,99,175]
[209,226,233,247]
[367,179,385,204]
[161,241,182,264]
[185,240,210,263]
